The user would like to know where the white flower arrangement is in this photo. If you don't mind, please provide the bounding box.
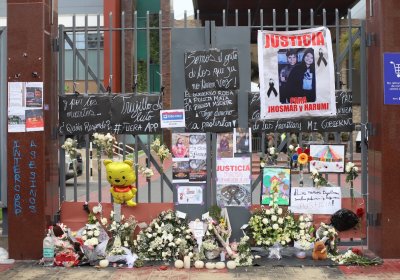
[316,222,339,254]
[293,214,315,250]
[202,239,219,251]
[310,169,328,187]
[61,138,78,158]
[61,138,78,175]
[249,180,297,248]
[134,210,197,260]
[235,235,253,266]
[81,224,101,249]
[150,138,171,164]
[139,166,154,179]
[92,132,115,159]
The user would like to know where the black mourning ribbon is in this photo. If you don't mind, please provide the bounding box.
[317,49,328,66]
[267,79,278,97]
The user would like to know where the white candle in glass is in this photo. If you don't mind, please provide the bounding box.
[184,256,191,269]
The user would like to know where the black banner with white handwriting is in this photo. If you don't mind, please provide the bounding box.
[184,89,238,132]
[249,91,354,133]
[59,95,112,135]
[111,94,162,134]
[184,49,240,91]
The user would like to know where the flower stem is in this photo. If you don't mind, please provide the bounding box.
[350,180,354,205]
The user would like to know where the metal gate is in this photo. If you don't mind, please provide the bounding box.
[57,8,367,242]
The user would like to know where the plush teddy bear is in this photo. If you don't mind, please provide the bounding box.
[104,159,137,206]
[312,241,328,260]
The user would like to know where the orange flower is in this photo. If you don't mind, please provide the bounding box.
[298,153,309,165]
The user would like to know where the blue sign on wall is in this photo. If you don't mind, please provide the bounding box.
[384,53,400,104]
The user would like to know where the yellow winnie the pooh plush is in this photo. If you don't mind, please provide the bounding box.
[104,159,137,206]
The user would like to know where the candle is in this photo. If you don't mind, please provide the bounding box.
[184,256,191,269]
[220,251,226,262]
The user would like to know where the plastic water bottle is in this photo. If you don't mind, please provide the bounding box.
[42,233,54,266]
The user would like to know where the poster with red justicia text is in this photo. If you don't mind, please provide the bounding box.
[216,157,251,207]
[257,27,336,119]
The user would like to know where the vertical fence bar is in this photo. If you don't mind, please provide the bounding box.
[109,12,113,202]
[97,14,101,92]
[223,10,226,27]
[335,9,340,89]
[285,9,289,31]
[59,25,66,203]
[184,10,187,28]
[298,9,301,30]
[348,9,353,91]
[310,9,314,27]
[84,15,90,202]
[260,9,263,30]
[134,135,139,203]
[335,9,341,186]
[121,11,125,94]
[134,11,138,93]
[146,11,150,92]
[272,9,276,31]
[159,10,164,202]
[85,15,89,93]
[323,9,327,27]
[248,9,251,27]
[235,9,238,26]
[360,20,368,213]
[71,15,78,202]
[147,135,151,202]
[109,12,113,91]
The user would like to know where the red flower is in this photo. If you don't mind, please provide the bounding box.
[54,250,79,267]
[351,248,363,256]
[297,147,303,154]
[356,208,365,218]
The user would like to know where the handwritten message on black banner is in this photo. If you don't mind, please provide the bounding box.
[249,91,354,133]
[111,94,162,134]
[59,95,112,134]
[184,49,239,91]
[184,90,238,132]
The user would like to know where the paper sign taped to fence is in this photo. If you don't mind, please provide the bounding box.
[160,109,185,128]
[216,157,251,184]
[289,187,341,214]
[258,27,336,119]
[249,90,354,133]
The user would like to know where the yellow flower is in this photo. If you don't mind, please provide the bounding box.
[298,153,309,165]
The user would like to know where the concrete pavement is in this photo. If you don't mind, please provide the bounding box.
[1,260,400,280]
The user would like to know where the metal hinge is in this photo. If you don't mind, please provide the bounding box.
[366,32,376,47]
[52,38,59,52]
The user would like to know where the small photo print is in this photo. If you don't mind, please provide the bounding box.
[25,109,44,131]
[172,161,190,182]
[233,128,252,154]
[171,133,190,159]
[216,132,233,158]
[26,87,43,108]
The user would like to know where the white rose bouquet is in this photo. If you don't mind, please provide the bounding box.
[310,169,328,187]
[133,210,197,260]
[93,132,115,159]
[249,180,297,248]
[345,161,359,200]
[61,138,78,175]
